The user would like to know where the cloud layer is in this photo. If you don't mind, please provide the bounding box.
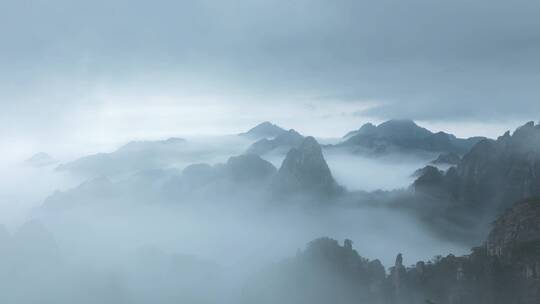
[1,0,539,146]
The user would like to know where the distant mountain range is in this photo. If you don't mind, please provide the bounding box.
[50,119,540,238]
[339,119,485,155]
[58,119,486,178]
[45,136,342,211]
[25,117,540,304]
[243,119,485,157]
[56,137,190,177]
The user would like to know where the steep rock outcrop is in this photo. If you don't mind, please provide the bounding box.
[245,197,540,304]
[414,121,540,214]
[487,198,540,257]
[242,238,386,304]
[271,137,342,197]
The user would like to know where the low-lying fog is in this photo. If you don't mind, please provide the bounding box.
[324,149,432,192]
[262,147,432,192]
[0,134,467,303]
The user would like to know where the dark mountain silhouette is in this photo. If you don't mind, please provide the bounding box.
[246,129,304,155]
[487,197,540,257]
[413,121,540,214]
[239,121,287,139]
[341,119,484,155]
[271,136,343,197]
[242,237,386,304]
[248,198,540,304]
[412,165,449,197]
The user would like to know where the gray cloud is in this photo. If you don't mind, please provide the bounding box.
[1,0,540,140]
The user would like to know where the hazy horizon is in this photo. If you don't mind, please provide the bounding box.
[2,1,540,303]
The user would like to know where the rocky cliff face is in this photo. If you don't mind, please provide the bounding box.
[246,198,540,304]
[487,198,540,257]
[457,121,540,211]
[271,137,343,197]
[242,238,386,304]
[414,121,540,214]
[397,198,540,304]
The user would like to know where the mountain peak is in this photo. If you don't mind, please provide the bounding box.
[376,119,431,137]
[341,119,483,154]
[240,121,286,139]
[298,135,319,150]
[380,119,417,126]
[272,137,341,197]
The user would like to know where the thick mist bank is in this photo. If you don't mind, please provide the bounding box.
[0,201,470,304]
[2,131,435,229]
[324,148,432,191]
[35,201,468,268]
[0,162,78,229]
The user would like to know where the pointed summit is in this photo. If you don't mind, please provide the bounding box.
[272,137,342,196]
[239,121,286,139]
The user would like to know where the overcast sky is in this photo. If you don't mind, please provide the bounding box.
[1,0,539,157]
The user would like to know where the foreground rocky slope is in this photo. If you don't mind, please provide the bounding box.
[246,198,540,304]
